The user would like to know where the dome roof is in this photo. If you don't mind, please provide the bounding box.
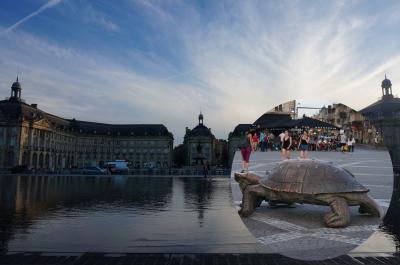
[188,124,212,137]
[382,75,392,89]
[11,80,21,90]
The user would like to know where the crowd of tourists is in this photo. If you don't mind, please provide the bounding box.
[238,126,356,173]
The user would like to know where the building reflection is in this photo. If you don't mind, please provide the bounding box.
[182,178,215,226]
[0,175,173,252]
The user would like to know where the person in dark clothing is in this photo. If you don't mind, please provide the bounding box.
[298,131,310,159]
[281,130,292,160]
[203,161,209,178]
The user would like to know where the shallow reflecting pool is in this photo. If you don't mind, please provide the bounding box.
[0,175,258,253]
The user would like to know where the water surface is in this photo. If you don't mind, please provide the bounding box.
[0,175,258,253]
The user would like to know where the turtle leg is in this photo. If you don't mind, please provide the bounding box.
[356,194,383,217]
[239,184,267,217]
[324,197,350,228]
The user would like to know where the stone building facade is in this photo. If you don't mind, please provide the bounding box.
[268,100,297,119]
[311,76,396,145]
[313,103,363,129]
[313,103,366,141]
[0,79,173,170]
[183,113,216,166]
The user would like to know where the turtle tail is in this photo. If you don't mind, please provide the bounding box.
[357,194,384,218]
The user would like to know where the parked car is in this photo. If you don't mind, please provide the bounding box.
[11,165,32,174]
[81,166,106,175]
[106,160,130,174]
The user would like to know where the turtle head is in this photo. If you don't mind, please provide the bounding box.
[234,171,262,191]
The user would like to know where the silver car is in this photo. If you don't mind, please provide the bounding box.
[81,166,107,175]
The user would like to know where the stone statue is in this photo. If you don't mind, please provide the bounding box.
[234,159,383,228]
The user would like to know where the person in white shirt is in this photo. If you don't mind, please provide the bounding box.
[279,131,285,150]
[347,136,356,152]
[340,134,347,152]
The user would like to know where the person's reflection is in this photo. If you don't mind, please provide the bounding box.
[182,178,213,226]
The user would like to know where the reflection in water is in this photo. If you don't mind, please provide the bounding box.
[183,178,215,226]
[0,175,245,253]
[0,175,173,252]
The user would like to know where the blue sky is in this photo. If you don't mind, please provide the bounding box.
[1,0,400,143]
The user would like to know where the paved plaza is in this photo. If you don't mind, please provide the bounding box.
[231,148,394,260]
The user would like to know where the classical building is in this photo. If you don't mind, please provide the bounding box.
[183,113,216,166]
[357,75,396,145]
[213,138,229,167]
[310,76,397,144]
[313,103,363,130]
[0,78,174,170]
[267,100,297,119]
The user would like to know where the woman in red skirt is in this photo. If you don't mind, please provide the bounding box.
[238,128,253,173]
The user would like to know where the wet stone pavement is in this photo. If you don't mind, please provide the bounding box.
[231,148,397,261]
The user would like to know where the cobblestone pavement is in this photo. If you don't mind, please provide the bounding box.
[231,149,394,260]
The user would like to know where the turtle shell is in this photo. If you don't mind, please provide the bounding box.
[260,160,368,195]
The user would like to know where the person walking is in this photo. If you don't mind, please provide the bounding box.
[347,135,356,152]
[268,132,275,151]
[281,130,292,160]
[251,130,259,152]
[263,129,269,152]
[340,133,347,153]
[238,128,252,173]
[259,130,265,152]
[298,131,310,159]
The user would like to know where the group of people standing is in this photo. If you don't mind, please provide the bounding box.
[340,134,356,152]
[249,129,274,152]
[238,128,311,172]
[279,130,310,160]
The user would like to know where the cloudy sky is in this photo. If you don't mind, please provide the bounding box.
[0,0,400,143]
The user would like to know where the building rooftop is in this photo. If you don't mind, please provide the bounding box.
[0,99,173,138]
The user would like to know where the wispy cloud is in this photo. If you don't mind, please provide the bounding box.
[78,3,119,32]
[1,1,400,142]
[1,0,62,35]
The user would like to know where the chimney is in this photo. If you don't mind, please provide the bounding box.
[31,104,37,108]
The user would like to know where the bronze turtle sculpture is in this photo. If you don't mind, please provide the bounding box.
[234,159,383,228]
